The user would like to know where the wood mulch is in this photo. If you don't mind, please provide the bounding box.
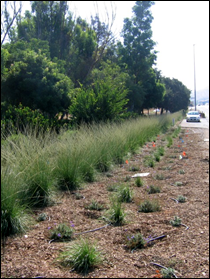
[1,126,209,278]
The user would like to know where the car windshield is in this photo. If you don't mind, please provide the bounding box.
[188,111,199,115]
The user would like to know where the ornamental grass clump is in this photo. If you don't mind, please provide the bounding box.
[57,238,102,274]
[138,199,161,213]
[147,185,161,194]
[177,195,186,203]
[106,199,126,226]
[135,177,144,187]
[48,222,75,241]
[116,185,133,203]
[161,267,176,278]
[170,216,182,227]
[85,200,104,211]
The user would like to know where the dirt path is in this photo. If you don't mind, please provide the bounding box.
[1,126,209,278]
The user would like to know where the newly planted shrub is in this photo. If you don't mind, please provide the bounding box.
[161,267,176,278]
[85,200,104,211]
[135,177,144,187]
[116,185,133,203]
[138,199,161,213]
[57,238,102,274]
[106,199,126,225]
[48,222,75,241]
[170,216,181,227]
[126,232,146,250]
[147,185,161,194]
[177,195,186,203]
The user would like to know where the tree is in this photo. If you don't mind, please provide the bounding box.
[1,1,22,45]
[160,77,191,113]
[69,61,129,124]
[1,41,73,118]
[118,1,157,113]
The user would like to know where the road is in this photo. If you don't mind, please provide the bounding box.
[180,104,209,129]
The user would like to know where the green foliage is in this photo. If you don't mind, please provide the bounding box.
[135,177,144,187]
[116,185,133,203]
[57,238,102,274]
[167,136,173,147]
[1,43,73,118]
[48,223,74,241]
[85,200,104,211]
[177,195,186,203]
[170,216,182,227]
[138,199,161,213]
[1,167,31,239]
[161,267,176,278]
[106,199,126,225]
[147,185,161,194]
[69,79,128,124]
[126,233,146,250]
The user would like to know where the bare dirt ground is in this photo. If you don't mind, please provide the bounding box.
[1,125,209,278]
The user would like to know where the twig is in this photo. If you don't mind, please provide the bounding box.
[170,198,179,203]
[74,223,111,235]
[180,223,189,230]
[150,262,178,278]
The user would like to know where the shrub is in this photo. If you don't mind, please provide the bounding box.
[48,223,74,241]
[177,195,186,203]
[135,177,144,187]
[106,199,126,225]
[170,216,181,227]
[138,199,161,213]
[147,185,161,194]
[85,200,104,211]
[161,267,176,278]
[57,238,102,274]
[126,233,146,250]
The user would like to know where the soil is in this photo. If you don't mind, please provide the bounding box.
[1,125,209,278]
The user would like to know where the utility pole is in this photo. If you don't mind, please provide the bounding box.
[193,44,196,111]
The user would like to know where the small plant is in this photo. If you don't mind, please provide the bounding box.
[74,192,84,200]
[161,267,176,278]
[126,233,146,250]
[144,156,155,168]
[174,181,183,186]
[147,185,161,194]
[129,166,139,172]
[154,173,165,180]
[116,185,133,203]
[170,216,181,227]
[48,222,75,241]
[179,169,185,174]
[37,212,48,222]
[57,238,102,274]
[135,177,144,187]
[177,195,186,203]
[85,200,104,211]
[106,199,126,225]
[157,146,164,156]
[124,175,131,182]
[154,153,160,162]
[138,199,161,213]
[167,136,173,147]
[106,184,119,192]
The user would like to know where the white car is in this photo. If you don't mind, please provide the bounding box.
[186,111,201,122]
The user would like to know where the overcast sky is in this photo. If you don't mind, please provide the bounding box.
[20,1,209,94]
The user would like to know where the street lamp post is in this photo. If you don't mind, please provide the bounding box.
[193,44,196,111]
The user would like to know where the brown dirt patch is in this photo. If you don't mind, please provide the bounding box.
[1,127,209,278]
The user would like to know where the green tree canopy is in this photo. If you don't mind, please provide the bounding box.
[1,41,73,118]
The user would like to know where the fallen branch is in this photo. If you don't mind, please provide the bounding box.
[150,262,178,278]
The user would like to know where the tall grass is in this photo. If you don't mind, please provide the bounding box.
[1,111,183,237]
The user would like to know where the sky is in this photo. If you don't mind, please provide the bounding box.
[18,1,209,95]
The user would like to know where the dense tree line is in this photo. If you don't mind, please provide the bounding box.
[1,1,191,128]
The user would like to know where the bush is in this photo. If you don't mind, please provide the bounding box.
[147,185,161,194]
[57,238,102,274]
[138,199,161,213]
